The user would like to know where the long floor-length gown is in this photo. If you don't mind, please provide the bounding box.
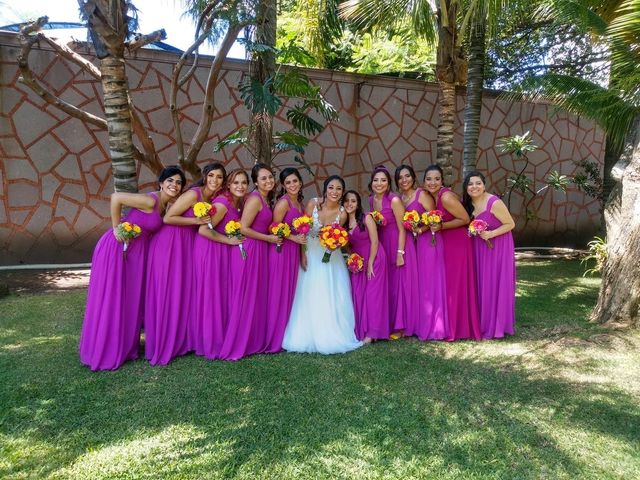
[219,191,272,360]
[263,196,303,353]
[348,216,390,340]
[192,195,241,359]
[283,201,362,354]
[369,193,420,334]
[405,189,449,340]
[144,187,202,365]
[80,192,162,371]
[472,194,516,338]
[436,187,481,341]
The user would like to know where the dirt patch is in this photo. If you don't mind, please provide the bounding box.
[0,269,90,294]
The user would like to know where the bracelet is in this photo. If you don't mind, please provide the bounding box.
[397,249,405,254]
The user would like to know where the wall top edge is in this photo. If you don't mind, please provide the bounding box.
[0,30,559,105]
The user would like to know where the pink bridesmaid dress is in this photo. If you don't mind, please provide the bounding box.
[348,216,390,340]
[436,187,481,341]
[219,191,272,360]
[404,189,449,340]
[192,194,241,359]
[80,192,163,371]
[471,195,516,338]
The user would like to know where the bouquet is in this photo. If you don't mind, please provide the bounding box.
[224,220,247,259]
[115,221,141,259]
[193,201,216,230]
[319,223,349,263]
[422,209,444,246]
[468,218,493,249]
[403,210,421,241]
[346,253,364,273]
[370,210,386,226]
[292,214,313,252]
[270,222,291,253]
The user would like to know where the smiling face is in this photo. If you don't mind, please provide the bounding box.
[466,175,486,198]
[206,168,225,194]
[343,192,358,214]
[397,168,415,192]
[283,173,301,197]
[424,169,443,194]
[371,171,390,195]
[160,174,183,198]
[255,168,275,194]
[228,172,249,199]
[325,179,344,204]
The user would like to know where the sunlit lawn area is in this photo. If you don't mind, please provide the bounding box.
[1,259,639,479]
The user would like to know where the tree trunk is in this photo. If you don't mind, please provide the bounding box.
[435,0,461,185]
[249,0,277,166]
[462,19,486,179]
[100,55,138,192]
[591,116,640,327]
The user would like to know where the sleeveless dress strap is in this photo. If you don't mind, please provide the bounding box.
[486,194,498,211]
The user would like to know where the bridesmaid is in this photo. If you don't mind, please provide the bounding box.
[80,166,186,371]
[219,163,281,360]
[462,171,516,339]
[424,164,481,341]
[369,165,419,337]
[395,165,449,340]
[193,169,249,359]
[343,190,390,342]
[145,162,226,365]
[264,167,307,353]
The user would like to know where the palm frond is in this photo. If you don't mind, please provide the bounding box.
[536,0,609,34]
[286,107,324,135]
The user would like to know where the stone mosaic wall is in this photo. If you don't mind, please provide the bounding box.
[0,32,604,265]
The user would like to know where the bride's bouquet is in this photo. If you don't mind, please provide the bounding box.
[319,223,349,263]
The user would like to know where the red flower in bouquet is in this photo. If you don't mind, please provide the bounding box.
[270,222,291,253]
[403,210,421,241]
[468,218,493,249]
[421,209,444,246]
[319,223,349,263]
[346,253,364,273]
[370,210,386,226]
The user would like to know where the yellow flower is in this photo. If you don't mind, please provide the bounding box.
[124,224,132,232]
[193,201,212,218]
[133,225,141,234]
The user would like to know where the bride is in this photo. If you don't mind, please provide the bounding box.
[283,175,363,354]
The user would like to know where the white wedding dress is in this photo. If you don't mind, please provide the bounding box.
[283,201,363,354]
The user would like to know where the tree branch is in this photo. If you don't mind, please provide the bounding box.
[126,29,167,52]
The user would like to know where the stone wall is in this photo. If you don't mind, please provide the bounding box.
[0,32,604,265]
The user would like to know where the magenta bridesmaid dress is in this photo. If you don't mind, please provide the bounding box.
[436,187,481,341]
[219,191,272,360]
[263,196,303,353]
[144,187,202,365]
[192,194,241,359]
[405,189,449,340]
[369,193,420,334]
[348,216,390,340]
[471,195,516,338]
[80,192,163,371]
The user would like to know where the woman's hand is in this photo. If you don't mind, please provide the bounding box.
[290,234,307,245]
[396,251,405,267]
[112,227,125,243]
[268,234,283,245]
[300,254,308,271]
[430,223,442,232]
[367,262,375,280]
[479,230,494,241]
[226,236,243,246]
[195,215,211,225]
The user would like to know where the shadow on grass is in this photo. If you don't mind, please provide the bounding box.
[1,291,638,479]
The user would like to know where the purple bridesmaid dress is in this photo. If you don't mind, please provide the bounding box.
[219,191,272,360]
[472,195,516,338]
[192,194,241,359]
[369,193,420,334]
[436,187,481,341]
[263,196,303,353]
[348,216,390,340]
[79,192,163,371]
[144,187,202,365]
[405,189,449,340]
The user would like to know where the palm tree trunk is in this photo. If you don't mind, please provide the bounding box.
[437,81,456,181]
[462,19,486,178]
[100,55,138,192]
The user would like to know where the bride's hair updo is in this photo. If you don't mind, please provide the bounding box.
[319,174,345,210]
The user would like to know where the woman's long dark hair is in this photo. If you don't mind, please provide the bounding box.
[251,162,276,206]
[318,174,346,210]
[278,167,304,204]
[394,164,417,191]
[343,190,366,231]
[158,165,186,193]
[462,170,486,217]
[368,164,393,197]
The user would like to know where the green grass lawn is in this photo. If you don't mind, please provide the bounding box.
[1,259,639,479]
